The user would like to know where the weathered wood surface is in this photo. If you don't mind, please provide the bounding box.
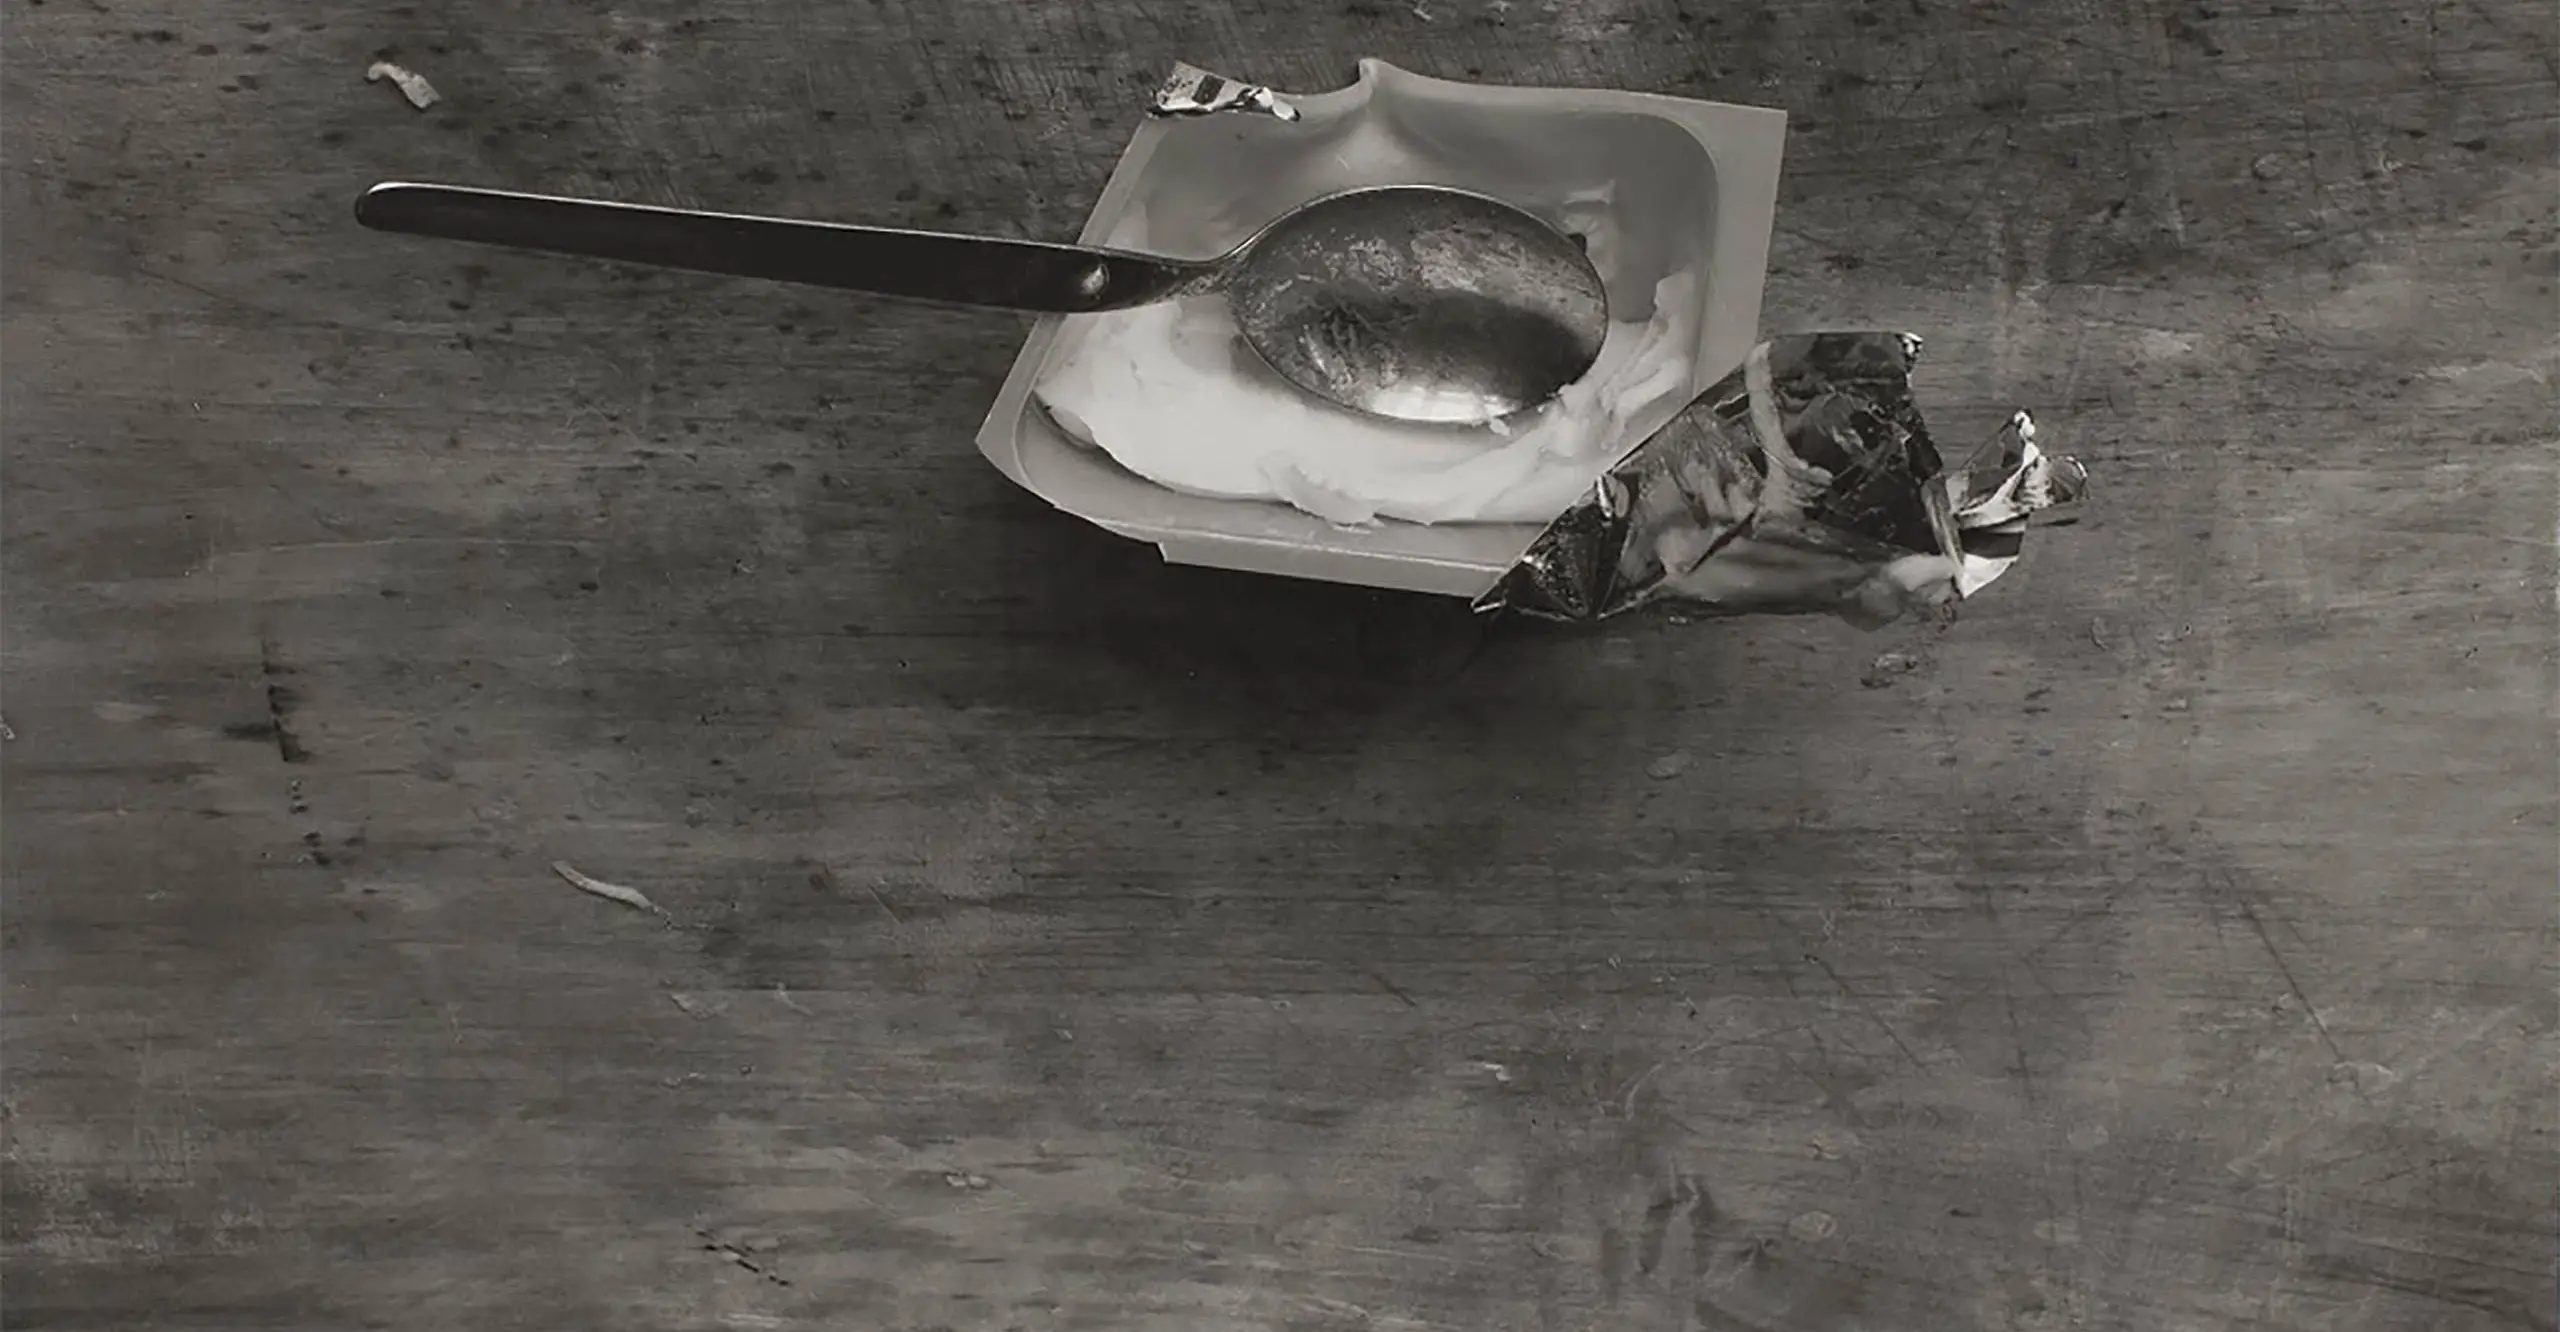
[5,1,2554,1328]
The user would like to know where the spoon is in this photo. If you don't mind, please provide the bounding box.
[354,181,1609,425]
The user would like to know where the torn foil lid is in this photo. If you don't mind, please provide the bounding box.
[1149,61,1300,122]
[1475,332,2086,629]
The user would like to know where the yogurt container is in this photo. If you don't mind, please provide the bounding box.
[973,60,1789,597]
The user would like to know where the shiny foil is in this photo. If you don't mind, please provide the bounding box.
[1474,332,2086,628]
[1149,62,1300,122]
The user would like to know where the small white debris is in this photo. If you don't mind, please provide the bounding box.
[1808,1128,1861,1159]
[366,60,441,111]
[942,1170,991,1190]
[1860,651,1923,688]
[553,860,669,919]
[1646,752,1692,780]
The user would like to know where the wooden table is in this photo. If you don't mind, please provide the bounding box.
[7,2,2553,1328]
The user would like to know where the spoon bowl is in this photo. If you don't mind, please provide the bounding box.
[1218,185,1611,423]
[353,181,1609,425]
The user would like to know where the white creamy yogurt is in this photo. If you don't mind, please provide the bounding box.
[1032,194,1702,528]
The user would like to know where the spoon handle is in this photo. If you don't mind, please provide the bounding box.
[354,182,1212,313]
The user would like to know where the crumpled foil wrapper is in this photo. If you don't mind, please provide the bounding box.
[1150,61,1300,122]
[1474,332,2087,628]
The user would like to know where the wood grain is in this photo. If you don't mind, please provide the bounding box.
[4,1,2554,1328]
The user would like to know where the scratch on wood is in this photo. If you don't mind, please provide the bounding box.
[812,863,900,926]
[2230,875,2351,1067]
[1805,951,1928,1072]
[2000,960,2040,1107]
[1298,1239,1467,1269]
[1767,945,1873,1123]
[256,630,308,764]
[2458,0,2560,82]
[694,1228,790,1285]
[220,537,595,565]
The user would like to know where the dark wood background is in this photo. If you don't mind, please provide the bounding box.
[6,1,2554,1328]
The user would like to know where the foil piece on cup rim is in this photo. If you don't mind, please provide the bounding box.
[1149,61,1301,122]
[1474,331,2086,629]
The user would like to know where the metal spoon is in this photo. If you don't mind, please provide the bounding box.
[354,181,1609,425]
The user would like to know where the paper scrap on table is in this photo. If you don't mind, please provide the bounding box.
[365,60,440,110]
[553,860,668,918]
[668,991,725,1018]
[1475,332,2087,630]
